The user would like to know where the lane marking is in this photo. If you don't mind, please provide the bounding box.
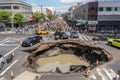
[0,44,18,47]
[0,38,8,44]
[0,60,18,76]
[97,69,106,80]
[89,74,96,79]
[103,68,112,80]
[83,36,88,41]
[86,36,92,40]
[79,36,84,41]
[4,45,20,57]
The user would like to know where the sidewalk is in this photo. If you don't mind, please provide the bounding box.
[13,71,43,80]
[0,31,16,34]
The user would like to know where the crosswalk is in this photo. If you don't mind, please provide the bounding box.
[79,34,93,41]
[0,37,19,47]
[89,66,116,80]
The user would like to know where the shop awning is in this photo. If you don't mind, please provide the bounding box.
[76,19,87,24]
[24,16,33,22]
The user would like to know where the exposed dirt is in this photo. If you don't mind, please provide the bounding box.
[24,41,113,73]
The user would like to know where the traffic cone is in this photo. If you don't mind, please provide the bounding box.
[108,54,113,60]
[10,70,15,79]
[85,68,90,77]
[96,59,99,65]
[12,52,15,57]
[19,39,22,45]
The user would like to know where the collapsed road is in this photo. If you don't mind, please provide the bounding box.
[22,40,113,74]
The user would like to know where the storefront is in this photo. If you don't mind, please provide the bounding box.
[88,21,98,33]
[98,21,120,33]
[76,19,87,32]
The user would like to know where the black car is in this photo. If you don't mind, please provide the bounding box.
[54,31,61,40]
[70,31,79,38]
[22,36,42,47]
[92,35,108,41]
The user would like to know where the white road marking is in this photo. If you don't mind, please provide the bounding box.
[103,68,112,80]
[0,60,18,76]
[83,36,88,41]
[89,74,96,79]
[0,44,18,47]
[4,45,20,57]
[86,36,92,40]
[0,38,8,44]
[79,36,84,41]
[110,68,116,77]
[0,40,9,46]
[97,69,106,80]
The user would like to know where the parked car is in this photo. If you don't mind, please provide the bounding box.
[54,31,61,40]
[22,36,42,47]
[0,54,5,69]
[92,35,108,41]
[108,39,120,48]
[70,31,79,38]
[60,32,69,39]
[36,29,48,35]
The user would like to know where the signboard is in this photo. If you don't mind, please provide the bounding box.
[88,26,96,30]
[88,21,98,25]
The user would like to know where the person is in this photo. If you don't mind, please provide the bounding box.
[115,70,120,80]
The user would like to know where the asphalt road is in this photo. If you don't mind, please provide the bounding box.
[0,33,120,80]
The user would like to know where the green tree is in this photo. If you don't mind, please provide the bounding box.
[0,10,11,23]
[47,14,56,20]
[13,13,24,27]
[40,13,45,19]
[32,12,41,22]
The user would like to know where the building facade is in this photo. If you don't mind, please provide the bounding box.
[98,2,120,33]
[0,0,32,17]
[72,1,120,33]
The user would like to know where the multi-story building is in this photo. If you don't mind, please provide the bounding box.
[0,0,32,17]
[98,2,120,33]
[0,0,32,27]
[72,1,120,33]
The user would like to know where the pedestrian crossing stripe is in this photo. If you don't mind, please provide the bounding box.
[89,67,116,80]
[79,36,84,41]
[83,36,88,41]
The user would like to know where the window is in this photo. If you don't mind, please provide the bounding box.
[0,6,11,9]
[115,7,117,11]
[13,6,20,9]
[99,7,103,11]
[106,7,112,11]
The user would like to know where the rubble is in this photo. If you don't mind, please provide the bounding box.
[24,41,112,73]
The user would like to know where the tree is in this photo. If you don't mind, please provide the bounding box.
[32,12,41,22]
[47,14,56,20]
[40,13,45,19]
[13,13,24,27]
[0,10,11,23]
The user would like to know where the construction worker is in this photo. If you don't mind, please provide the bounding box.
[85,67,90,77]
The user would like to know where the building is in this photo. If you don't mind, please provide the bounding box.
[0,0,32,17]
[72,1,120,33]
[73,2,98,33]
[0,0,32,27]
[98,1,120,33]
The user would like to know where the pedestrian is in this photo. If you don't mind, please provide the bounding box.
[115,70,120,80]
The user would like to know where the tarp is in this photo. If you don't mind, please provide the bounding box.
[24,16,33,22]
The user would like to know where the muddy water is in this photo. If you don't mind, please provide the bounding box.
[36,54,90,67]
